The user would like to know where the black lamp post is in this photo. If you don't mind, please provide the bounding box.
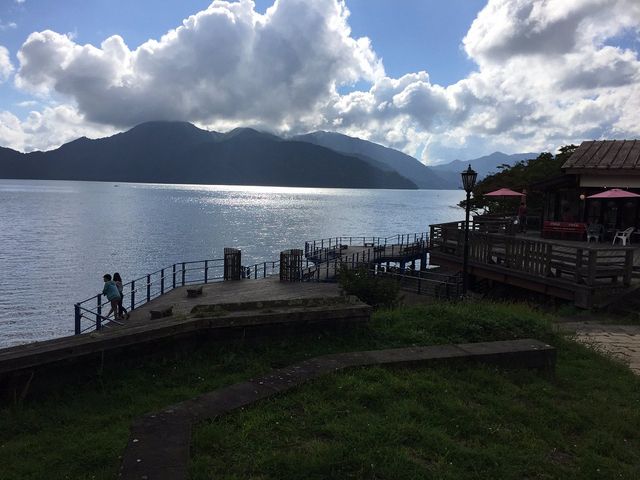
[461,164,477,295]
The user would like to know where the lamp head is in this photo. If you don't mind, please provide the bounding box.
[461,164,477,193]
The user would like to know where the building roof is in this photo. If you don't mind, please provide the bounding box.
[562,140,640,172]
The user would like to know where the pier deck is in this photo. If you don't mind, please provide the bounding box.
[124,278,341,326]
[0,279,366,384]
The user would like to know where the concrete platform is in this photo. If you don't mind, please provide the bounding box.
[0,280,368,396]
[124,277,341,325]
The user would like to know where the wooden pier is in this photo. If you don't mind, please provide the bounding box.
[429,221,640,308]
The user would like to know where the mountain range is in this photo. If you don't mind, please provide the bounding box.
[431,151,539,183]
[0,121,537,189]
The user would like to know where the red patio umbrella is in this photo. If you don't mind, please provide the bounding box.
[484,188,526,197]
[587,188,640,199]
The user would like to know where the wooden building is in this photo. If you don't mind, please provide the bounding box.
[539,140,640,233]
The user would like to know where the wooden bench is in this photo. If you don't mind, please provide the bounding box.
[187,286,203,298]
[149,306,173,319]
[542,221,587,240]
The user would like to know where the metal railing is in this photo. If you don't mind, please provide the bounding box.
[375,269,463,300]
[242,260,281,279]
[73,231,433,334]
[74,259,225,335]
[304,232,429,257]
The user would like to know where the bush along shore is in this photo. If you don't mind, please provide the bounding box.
[1,301,639,479]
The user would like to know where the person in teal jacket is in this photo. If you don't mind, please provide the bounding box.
[102,273,122,320]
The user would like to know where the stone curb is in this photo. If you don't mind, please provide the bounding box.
[119,339,555,480]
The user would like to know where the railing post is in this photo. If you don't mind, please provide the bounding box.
[130,280,135,311]
[161,268,165,294]
[205,260,209,284]
[172,264,176,289]
[587,250,597,286]
[624,249,633,286]
[146,274,151,302]
[575,249,583,283]
[74,304,81,335]
[96,295,102,331]
[264,262,267,278]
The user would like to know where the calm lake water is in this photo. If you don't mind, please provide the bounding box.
[0,180,465,347]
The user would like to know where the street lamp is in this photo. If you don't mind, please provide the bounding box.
[461,165,477,295]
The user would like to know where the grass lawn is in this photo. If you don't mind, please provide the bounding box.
[1,302,639,479]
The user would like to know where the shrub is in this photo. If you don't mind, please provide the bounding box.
[338,265,402,309]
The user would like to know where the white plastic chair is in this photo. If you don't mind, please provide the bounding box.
[612,227,634,246]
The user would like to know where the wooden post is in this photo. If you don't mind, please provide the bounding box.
[587,250,597,286]
[160,268,165,294]
[224,248,242,281]
[575,249,583,283]
[280,249,303,282]
[624,249,633,286]
[204,260,209,284]
[544,244,552,276]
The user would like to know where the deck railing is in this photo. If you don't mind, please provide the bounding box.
[430,222,635,287]
[74,259,226,335]
[74,232,432,334]
[242,260,281,280]
[305,232,429,257]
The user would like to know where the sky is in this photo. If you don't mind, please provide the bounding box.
[0,0,638,163]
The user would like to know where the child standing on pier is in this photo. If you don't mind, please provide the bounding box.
[113,272,130,320]
[103,274,122,320]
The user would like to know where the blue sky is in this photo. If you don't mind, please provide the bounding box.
[0,0,638,162]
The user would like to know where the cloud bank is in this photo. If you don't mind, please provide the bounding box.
[2,0,640,161]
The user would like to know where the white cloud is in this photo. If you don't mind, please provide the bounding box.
[7,0,640,161]
[15,0,382,128]
[0,105,116,152]
[0,46,13,82]
[0,21,17,30]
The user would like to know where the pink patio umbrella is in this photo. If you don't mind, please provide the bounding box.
[484,188,526,197]
[587,188,640,199]
[483,188,527,217]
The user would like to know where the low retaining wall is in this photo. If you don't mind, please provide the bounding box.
[0,297,372,400]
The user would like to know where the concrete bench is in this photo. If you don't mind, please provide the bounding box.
[149,306,173,319]
[187,286,203,298]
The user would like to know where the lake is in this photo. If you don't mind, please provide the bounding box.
[0,180,465,347]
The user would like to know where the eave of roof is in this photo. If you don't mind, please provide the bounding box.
[562,140,640,170]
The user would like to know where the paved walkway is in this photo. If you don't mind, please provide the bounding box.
[558,322,640,374]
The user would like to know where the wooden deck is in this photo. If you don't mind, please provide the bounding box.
[305,242,429,281]
[429,222,639,308]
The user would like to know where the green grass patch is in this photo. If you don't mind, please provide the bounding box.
[1,301,638,479]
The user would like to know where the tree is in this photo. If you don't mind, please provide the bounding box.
[460,145,578,215]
